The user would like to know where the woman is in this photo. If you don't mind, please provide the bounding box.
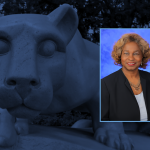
[101,33,150,121]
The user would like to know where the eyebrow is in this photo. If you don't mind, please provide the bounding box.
[123,50,140,52]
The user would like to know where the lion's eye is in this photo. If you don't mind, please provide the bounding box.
[0,40,9,55]
[38,40,56,57]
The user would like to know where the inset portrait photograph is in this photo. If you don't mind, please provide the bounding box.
[100,29,150,121]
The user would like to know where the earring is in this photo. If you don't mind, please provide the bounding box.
[141,62,142,66]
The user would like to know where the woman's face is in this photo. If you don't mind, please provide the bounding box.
[121,42,143,72]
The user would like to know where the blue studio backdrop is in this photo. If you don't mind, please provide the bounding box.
[100,28,150,79]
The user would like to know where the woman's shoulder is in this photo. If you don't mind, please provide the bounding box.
[139,69,150,79]
[101,68,121,82]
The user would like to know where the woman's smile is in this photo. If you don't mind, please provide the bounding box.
[127,62,136,66]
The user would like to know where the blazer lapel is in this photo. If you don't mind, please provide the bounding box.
[124,79,134,95]
[139,72,147,107]
[120,69,135,95]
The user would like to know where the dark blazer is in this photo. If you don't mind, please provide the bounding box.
[101,68,150,121]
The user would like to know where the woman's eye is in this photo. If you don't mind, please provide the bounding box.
[38,40,56,57]
[124,53,129,55]
[134,53,139,55]
[0,40,9,55]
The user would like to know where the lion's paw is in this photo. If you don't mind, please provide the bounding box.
[94,128,134,150]
[15,118,29,135]
[0,121,17,147]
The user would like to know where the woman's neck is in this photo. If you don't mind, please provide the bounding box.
[122,67,140,79]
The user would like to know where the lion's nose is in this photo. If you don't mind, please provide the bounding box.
[6,77,39,86]
[4,77,40,100]
[5,77,40,88]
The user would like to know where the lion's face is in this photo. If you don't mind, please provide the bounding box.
[0,19,66,118]
[0,5,78,118]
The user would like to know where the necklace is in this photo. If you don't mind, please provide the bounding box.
[122,69,141,91]
[128,80,141,91]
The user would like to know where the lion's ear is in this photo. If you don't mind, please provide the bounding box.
[47,4,78,45]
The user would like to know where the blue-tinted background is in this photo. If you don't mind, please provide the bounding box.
[100,28,150,79]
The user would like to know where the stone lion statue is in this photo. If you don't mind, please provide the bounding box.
[0,3,149,150]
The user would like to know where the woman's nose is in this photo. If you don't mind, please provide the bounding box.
[128,54,134,60]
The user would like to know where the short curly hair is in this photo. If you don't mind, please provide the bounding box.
[111,33,150,69]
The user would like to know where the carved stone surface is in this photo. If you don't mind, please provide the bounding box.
[0,4,100,149]
[0,125,149,150]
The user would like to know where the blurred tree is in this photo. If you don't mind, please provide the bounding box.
[1,0,150,30]
[98,0,150,28]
